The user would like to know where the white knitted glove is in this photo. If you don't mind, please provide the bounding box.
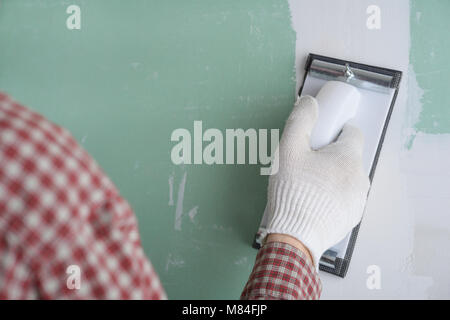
[265,96,370,268]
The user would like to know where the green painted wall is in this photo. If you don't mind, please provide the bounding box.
[410,0,450,134]
[1,0,447,300]
[0,0,296,298]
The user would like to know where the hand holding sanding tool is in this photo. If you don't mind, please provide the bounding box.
[264,95,370,269]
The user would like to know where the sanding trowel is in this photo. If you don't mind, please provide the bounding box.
[253,54,402,277]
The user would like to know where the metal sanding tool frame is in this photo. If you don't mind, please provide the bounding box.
[253,54,402,278]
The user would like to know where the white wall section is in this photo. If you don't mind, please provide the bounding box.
[289,0,449,299]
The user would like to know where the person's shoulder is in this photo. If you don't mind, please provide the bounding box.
[0,92,72,145]
[0,92,79,221]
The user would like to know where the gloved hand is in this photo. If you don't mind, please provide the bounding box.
[265,96,370,269]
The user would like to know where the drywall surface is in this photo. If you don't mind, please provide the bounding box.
[289,0,450,299]
[0,0,296,299]
[409,0,450,135]
[402,0,450,299]
[0,0,449,299]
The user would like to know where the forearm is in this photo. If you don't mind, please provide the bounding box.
[240,238,322,300]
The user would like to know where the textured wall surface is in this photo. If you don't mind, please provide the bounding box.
[0,0,296,299]
[410,0,450,135]
[0,0,448,298]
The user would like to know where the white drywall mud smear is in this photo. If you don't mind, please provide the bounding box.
[401,133,450,298]
[289,0,449,299]
[403,64,450,298]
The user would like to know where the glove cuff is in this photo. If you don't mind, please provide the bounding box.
[265,179,340,269]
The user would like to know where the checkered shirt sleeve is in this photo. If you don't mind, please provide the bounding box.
[0,92,166,299]
[241,242,322,300]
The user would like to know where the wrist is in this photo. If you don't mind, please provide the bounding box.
[266,233,314,265]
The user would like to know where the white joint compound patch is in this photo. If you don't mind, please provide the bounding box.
[288,0,448,299]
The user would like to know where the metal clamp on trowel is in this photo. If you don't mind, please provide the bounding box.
[253,54,402,278]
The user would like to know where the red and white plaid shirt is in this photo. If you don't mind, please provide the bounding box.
[241,242,321,300]
[0,92,321,300]
[0,92,166,299]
